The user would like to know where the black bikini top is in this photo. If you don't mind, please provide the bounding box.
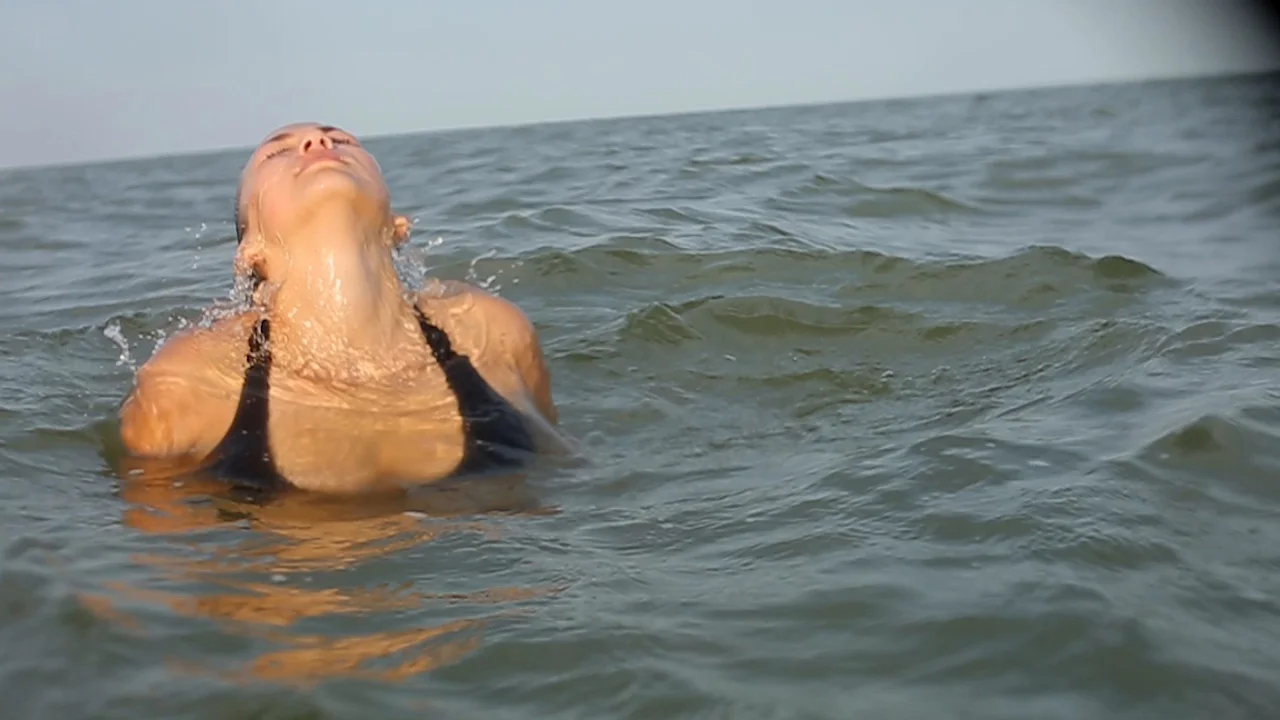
[201,305,535,496]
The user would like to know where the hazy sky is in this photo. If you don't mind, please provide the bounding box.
[1,0,1278,168]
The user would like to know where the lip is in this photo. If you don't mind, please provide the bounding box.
[296,149,345,173]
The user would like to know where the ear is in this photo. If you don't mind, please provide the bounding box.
[234,228,268,282]
[391,214,412,247]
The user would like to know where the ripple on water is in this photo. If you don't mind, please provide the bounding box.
[54,480,565,716]
[1136,409,1280,503]
[781,173,988,218]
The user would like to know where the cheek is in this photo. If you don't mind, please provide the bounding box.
[361,164,392,206]
[250,171,299,232]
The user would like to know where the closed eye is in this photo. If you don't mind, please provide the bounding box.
[260,131,354,161]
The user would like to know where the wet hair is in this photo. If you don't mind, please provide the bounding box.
[234,188,245,245]
[232,187,264,294]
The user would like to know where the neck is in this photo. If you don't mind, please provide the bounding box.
[264,209,423,382]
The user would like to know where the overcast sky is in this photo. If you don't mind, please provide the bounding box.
[1,0,1277,168]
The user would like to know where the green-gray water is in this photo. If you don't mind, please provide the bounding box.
[1,73,1278,719]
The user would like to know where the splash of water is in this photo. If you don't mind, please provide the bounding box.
[393,228,445,291]
[103,320,135,370]
[461,251,525,293]
[197,271,260,328]
[181,220,219,272]
[465,248,499,289]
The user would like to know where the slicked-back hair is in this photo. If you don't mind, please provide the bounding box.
[234,188,245,245]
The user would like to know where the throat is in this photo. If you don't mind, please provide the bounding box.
[265,247,426,384]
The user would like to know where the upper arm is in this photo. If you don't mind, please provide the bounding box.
[118,314,255,458]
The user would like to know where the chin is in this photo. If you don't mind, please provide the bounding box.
[296,166,371,202]
[288,170,387,223]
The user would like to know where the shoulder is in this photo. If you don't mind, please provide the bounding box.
[415,280,540,349]
[144,311,262,370]
[119,310,261,457]
[415,280,558,424]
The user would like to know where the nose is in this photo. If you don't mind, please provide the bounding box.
[297,129,335,154]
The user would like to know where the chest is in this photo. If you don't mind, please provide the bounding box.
[203,312,530,493]
[259,368,469,492]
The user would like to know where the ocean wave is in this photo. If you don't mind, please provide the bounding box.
[1136,409,1280,498]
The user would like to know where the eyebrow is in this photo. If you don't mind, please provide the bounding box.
[264,125,339,144]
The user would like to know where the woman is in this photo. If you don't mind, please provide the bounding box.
[118,123,563,496]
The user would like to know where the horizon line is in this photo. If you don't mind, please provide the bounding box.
[1,66,1275,174]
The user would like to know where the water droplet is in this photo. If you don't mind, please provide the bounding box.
[103,320,135,370]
